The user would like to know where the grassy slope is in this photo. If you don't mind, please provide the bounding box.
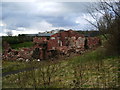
[2,61,32,73]
[2,47,120,88]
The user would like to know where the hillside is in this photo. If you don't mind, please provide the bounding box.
[2,47,120,88]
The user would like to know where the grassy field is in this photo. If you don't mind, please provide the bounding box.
[2,61,31,73]
[11,42,33,50]
[2,47,120,88]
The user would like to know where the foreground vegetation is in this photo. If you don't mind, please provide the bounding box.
[2,47,120,88]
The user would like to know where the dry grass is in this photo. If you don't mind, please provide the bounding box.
[2,47,120,88]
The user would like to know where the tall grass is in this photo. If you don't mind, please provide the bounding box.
[69,47,106,65]
[2,47,120,88]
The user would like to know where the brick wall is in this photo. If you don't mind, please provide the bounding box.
[2,30,101,61]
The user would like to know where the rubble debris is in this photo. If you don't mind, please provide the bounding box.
[2,30,101,61]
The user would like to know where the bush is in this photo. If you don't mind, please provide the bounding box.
[11,42,33,49]
[2,36,33,45]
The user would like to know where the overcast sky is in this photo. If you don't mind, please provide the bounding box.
[0,1,101,36]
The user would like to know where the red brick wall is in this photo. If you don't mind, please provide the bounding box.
[2,30,101,60]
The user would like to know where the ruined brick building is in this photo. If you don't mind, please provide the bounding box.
[2,30,101,61]
[32,30,101,60]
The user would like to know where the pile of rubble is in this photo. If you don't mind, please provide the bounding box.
[2,30,101,61]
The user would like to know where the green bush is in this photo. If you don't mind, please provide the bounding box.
[69,47,106,65]
[2,36,33,45]
[11,42,34,49]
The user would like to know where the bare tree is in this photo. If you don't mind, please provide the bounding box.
[87,0,120,88]
[87,0,120,41]
[87,0,120,53]
[6,31,13,36]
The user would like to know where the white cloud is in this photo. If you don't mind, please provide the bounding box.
[1,21,68,36]
[30,2,70,17]
[1,2,103,36]
[2,0,35,2]
[75,11,104,30]
[0,21,6,27]
[36,2,62,13]
[0,33,7,36]
[75,14,95,30]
